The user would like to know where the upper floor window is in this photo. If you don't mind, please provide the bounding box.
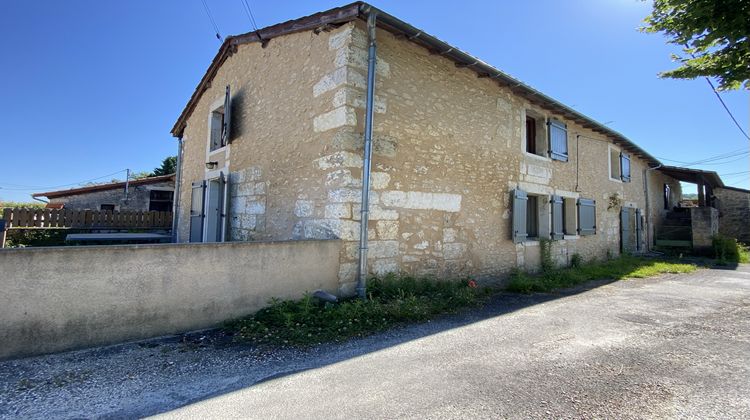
[608,145,631,182]
[548,120,568,161]
[524,110,547,158]
[209,85,232,152]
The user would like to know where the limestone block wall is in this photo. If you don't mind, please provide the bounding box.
[714,187,750,243]
[176,21,681,293]
[176,25,352,243]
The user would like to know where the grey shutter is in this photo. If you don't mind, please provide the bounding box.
[550,195,564,240]
[548,120,568,161]
[635,208,643,251]
[189,181,206,242]
[577,198,596,236]
[221,85,232,146]
[620,207,632,253]
[216,172,227,241]
[512,189,528,243]
[620,152,631,182]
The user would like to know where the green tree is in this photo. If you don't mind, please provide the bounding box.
[151,156,177,177]
[641,0,750,90]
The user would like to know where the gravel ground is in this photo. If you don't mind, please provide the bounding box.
[1,264,749,419]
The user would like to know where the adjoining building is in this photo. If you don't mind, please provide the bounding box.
[32,174,175,212]
[169,2,733,294]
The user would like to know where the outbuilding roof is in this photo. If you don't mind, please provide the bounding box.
[32,174,175,199]
[657,166,725,189]
[171,2,660,166]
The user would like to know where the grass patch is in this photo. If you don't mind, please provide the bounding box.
[713,235,749,264]
[226,274,487,347]
[506,255,697,294]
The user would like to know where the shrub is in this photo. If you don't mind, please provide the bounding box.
[227,274,487,347]
[712,235,746,264]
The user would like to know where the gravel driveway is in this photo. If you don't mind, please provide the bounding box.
[1,265,749,419]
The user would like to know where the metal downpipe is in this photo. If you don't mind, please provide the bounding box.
[171,137,184,243]
[644,164,662,251]
[356,12,377,300]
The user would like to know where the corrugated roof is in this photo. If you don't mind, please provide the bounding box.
[32,174,175,199]
[171,2,660,166]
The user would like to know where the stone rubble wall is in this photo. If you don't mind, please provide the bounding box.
[714,187,750,243]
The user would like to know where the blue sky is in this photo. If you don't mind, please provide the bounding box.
[0,0,747,202]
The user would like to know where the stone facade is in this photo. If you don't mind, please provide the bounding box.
[690,207,719,251]
[175,21,681,294]
[47,181,174,212]
[714,187,750,243]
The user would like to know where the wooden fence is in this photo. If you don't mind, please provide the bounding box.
[1,208,173,229]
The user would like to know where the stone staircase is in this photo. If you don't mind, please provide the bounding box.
[655,208,693,248]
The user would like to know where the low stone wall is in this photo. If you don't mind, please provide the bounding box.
[0,240,340,360]
[715,187,750,243]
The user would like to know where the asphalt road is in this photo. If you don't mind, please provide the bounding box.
[2,265,749,419]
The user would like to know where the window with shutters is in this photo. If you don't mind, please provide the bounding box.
[208,86,232,152]
[548,120,568,161]
[608,144,632,183]
[524,110,548,158]
[512,189,552,243]
[577,198,597,236]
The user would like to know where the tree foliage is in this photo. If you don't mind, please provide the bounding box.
[151,156,177,177]
[642,0,750,90]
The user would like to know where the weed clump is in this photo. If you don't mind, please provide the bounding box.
[226,274,487,347]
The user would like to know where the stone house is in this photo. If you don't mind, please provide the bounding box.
[170,2,688,295]
[32,174,175,212]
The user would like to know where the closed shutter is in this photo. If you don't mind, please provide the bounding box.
[512,189,528,243]
[620,152,631,182]
[548,120,568,161]
[550,195,564,240]
[621,207,632,253]
[189,181,206,242]
[635,208,643,251]
[217,172,227,241]
[221,85,232,146]
[577,198,596,236]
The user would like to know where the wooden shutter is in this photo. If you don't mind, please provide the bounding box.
[577,198,596,236]
[635,208,643,251]
[512,189,528,243]
[216,172,227,241]
[548,120,568,161]
[189,181,206,242]
[221,85,232,147]
[620,207,632,253]
[620,152,631,182]
[550,195,564,240]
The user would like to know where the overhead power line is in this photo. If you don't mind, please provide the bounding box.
[0,169,128,192]
[240,0,259,31]
[200,0,223,41]
[686,50,750,141]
